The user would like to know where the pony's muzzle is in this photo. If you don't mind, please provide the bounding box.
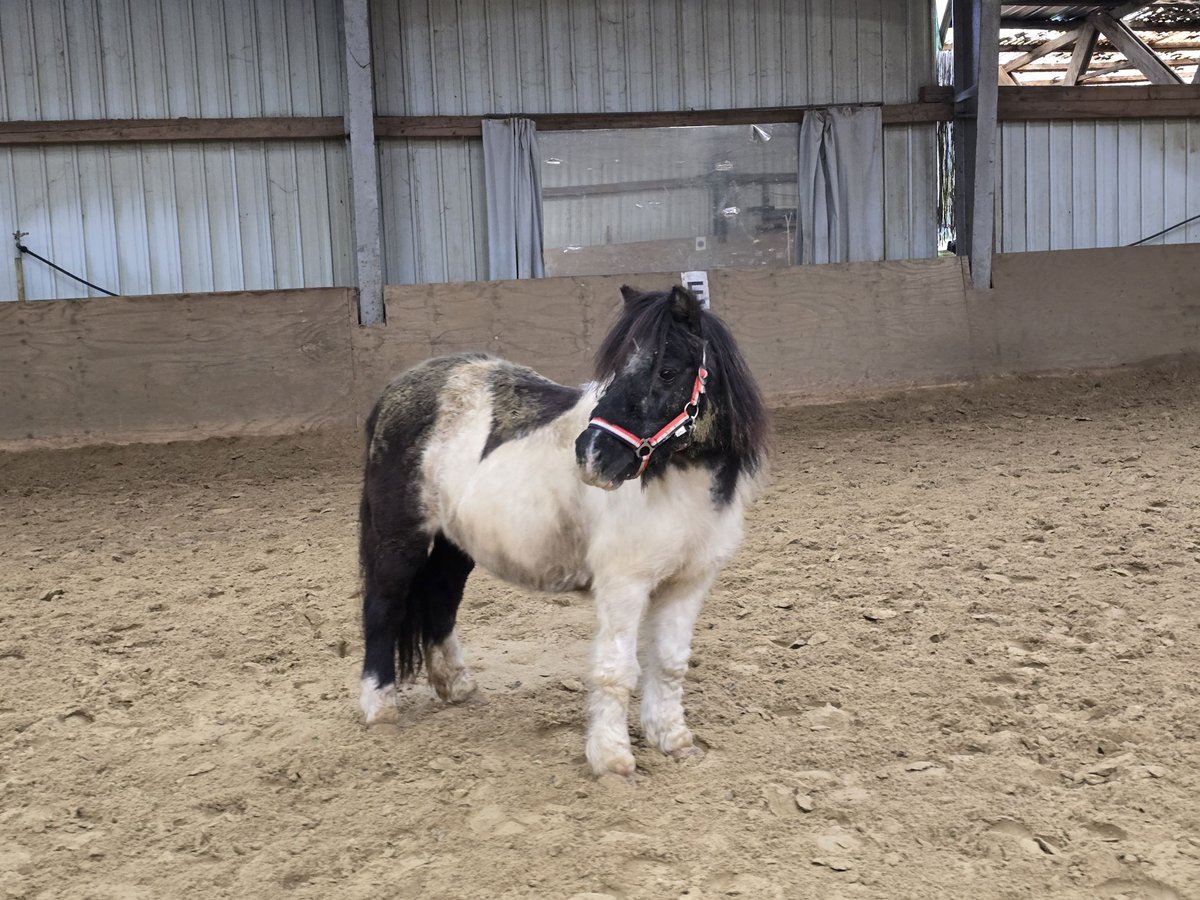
[575,428,632,490]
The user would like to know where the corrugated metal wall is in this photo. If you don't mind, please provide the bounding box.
[3,0,939,298]
[997,119,1200,252]
[0,0,351,299]
[371,0,939,283]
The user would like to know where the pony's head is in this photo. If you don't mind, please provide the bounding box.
[576,285,766,494]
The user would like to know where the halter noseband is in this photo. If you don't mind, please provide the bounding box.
[586,349,709,480]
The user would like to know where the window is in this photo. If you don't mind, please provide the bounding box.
[540,124,800,277]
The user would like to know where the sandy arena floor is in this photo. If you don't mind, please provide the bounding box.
[2,364,1199,900]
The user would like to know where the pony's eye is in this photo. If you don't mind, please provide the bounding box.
[658,368,677,382]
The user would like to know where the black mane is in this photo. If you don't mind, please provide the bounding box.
[594,290,768,489]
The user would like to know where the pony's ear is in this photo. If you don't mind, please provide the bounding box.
[668,285,702,331]
[619,285,643,305]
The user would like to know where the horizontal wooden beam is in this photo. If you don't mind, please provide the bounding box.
[0,116,345,145]
[7,86,1200,147]
[376,103,947,136]
[921,84,1200,119]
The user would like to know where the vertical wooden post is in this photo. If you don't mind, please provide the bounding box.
[971,0,1000,290]
[342,0,384,325]
[13,231,27,303]
[952,0,977,260]
[952,0,999,290]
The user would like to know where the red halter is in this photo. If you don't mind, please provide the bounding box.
[587,351,709,479]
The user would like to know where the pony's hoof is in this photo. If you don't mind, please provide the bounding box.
[669,744,705,762]
[434,669,478,704]
[588,745,637,779]
[360,679,399,724]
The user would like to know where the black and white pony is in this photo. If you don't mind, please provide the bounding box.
[358,285,767,777]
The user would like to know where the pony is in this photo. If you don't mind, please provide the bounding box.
[358,285,767,777]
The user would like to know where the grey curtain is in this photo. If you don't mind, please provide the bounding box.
[483,118,545,280]
[796,106,884,264]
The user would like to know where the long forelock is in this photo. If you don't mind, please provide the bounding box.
[594,293,686,382]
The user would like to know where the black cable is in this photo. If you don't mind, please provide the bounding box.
[15,242,117,296]
[1127,212,1200,248]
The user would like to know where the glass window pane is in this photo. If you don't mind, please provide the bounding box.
[541,124,799,277]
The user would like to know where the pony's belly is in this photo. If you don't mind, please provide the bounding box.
[439,469,592,594]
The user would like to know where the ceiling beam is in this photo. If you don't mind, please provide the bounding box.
[1001,28,1084,72]
[1091,10,1185,83]
[1066,24,1100,83]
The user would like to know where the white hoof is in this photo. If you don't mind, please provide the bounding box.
[360,677,399,724]
[587,739,637,778]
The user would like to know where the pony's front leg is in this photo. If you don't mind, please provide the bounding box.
[640,573,715,759]
[586,580,651,778]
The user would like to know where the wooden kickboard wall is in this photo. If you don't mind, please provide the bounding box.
[2,245,1198,448]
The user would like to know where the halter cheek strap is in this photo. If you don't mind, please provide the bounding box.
[587,352,709,479]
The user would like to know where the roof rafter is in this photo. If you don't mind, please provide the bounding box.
[1091,10,1186,81]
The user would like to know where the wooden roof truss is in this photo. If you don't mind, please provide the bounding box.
[996,1,1200,84]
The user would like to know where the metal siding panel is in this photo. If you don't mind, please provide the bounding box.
[402,1,436,115]
[1071,121,1097,249]
[569,2,603,111]
[233,145,275,289]
[623,1,654,111]
[372,0,406,116]
[1188,122,1200,245]
[294,143,335,286]
[598,0,629,113]
[379,142,417,284]
[780,0,808,105]
[431,0,467,115]
[856,0,885,105]
[225,0,264,118]
[61,1,102,118]
[754,0,784,107]
[140,146,184,293]
[169,145,214,293]
[515,0,550,114]
[1117,122,1141,246]
[31,1,70,120]
[1094,121,1120,247]
[703,3,734,108]
[1162,122,1187,245]
[107,147,152,294]
[128,0,168,117]
[1140,121,1166,246]
[543,1,576,112]
[12,152,53,299]
[201,145,244,292]
[75,146,121,297]
[730,3,758,109]
[438,141,480,282]
[648,1,682,111]
[806,0,834,104]
[266,146,303,290]
[43,147,88,298]
[486,0,521,113]
[1049,123,1073,251]
[161,1,202,117]
[1026,123,1050,251]
[0,152,17,298]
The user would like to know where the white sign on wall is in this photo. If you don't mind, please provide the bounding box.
[681,270,710,309]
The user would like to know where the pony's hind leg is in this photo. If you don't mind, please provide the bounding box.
[359,532,429,724]
[640,573,715,759]
[411,534,477,703]
[359,472,436,724]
